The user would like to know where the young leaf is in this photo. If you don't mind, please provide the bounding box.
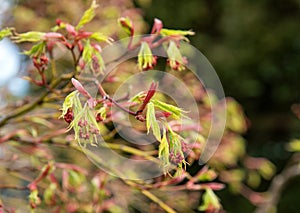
[129,91,146,104]
[158,128,170,168]
[118,17,134,35]
[60,91,79,117]
[82,39,93,63]
[97,107,107,120]
[90,32,113,44]
[146,102,161,141]
[76,0,98,30]
[24,42,46,57]
[198,188,221,211]
[13,31,45,43]
[160,28,195,41]
[0,27,13,40]
[151,99,187,120]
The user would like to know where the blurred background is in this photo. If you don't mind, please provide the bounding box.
[0,0,300,212]
[135,0,300,212]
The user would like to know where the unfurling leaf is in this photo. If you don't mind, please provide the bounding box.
[13,31,45,43]
[24,42,46,57]
[158,128,170,169]
[76,0,98,29]
[60,91,79,117]
[29,189,41,209]
[90,32,114,44]
[118,17,134,35]
[0,27,13,40]
[198,188,221,211]
[146,102,161,141]
[160,28,194,41]
[129,91,146,104]
[43,183,57,205]
[151,99,187,120]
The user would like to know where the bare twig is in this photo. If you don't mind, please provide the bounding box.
[254,153,300,213]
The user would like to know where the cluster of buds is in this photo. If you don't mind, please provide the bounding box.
[169,151,184,165]
[64,108,74,124]
[78,119,99,141]
[32,54,49,71]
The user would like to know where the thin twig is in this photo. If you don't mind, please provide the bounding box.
[254,153,300,213]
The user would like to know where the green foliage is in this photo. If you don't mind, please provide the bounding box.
[158,128,170,168]
[0,27,13,40]
[24,42,46,57]
[76,0,98,30]
[13,31,45,43]
[198,188,221,211]
[146,102,161,141]
[151,99,186,120]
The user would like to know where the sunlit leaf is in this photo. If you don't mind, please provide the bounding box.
[24,42,46,56]
[13,31,45,43]
[76,0,98,29]
[158,128,170,168]
[146,102,161,141]
[198,188,221,211]
[151,99,187,120]
[0,27,13,40]
[90,32,113,44]
[160,28,195,37]
[60,91,78,117]
[97,107,107,120]
[43,183,56,205]
[129,91,145,103]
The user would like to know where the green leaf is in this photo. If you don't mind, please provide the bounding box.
[76,0,98,29]
[68,170,85,187]
[160,28,194,41]
[129,91,145,103]
[198,169,218,182]
[82,39,105,74]
[13,31,45,43]
[82,39,93,63]
[60,91,78,117]
[97,107,107,120]
[24,42,46,56]
[198,188,221,211]
[43,183,57,205]
[151,99,187,120]
[90,32,113,44]
[28,189,41,209]
[158,128,170,168]
[0,27,13,40]
[146,102,161,141]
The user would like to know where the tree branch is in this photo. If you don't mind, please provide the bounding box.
[254,153,300,213]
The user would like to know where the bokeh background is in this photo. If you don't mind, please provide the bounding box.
[135,0,300,212]
[0,0,299,212]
